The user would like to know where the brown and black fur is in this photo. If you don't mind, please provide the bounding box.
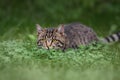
[36,22,120,51]
[63,23,98,48]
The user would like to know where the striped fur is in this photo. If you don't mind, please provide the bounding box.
[100,32,120,43]
[36,23,98,50]
[36,23,120,50]
[36,24,67,50]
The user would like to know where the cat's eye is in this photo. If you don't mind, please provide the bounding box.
[40,39,45,41]
[53,39,57,41]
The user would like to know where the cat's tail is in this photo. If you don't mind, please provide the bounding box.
[100,32,120,43]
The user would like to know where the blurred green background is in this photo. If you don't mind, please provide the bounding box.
[0,0,120,40]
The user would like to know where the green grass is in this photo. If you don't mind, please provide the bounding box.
[0,40,120,80]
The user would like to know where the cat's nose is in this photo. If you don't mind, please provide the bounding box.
[46,41,52,46]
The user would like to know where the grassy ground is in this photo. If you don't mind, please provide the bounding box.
[0,40,120,80]
[0,0,120,80]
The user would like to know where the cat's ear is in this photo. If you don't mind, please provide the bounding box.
[36,24,42,33]
[58,24,64,33]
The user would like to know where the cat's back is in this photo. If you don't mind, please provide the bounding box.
[64,22,98,46]
[64,22,92,32]
[64,22,96,37]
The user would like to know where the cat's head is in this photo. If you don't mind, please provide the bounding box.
[36,24,66,49]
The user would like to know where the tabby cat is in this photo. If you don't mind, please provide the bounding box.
[36,23,120,51]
